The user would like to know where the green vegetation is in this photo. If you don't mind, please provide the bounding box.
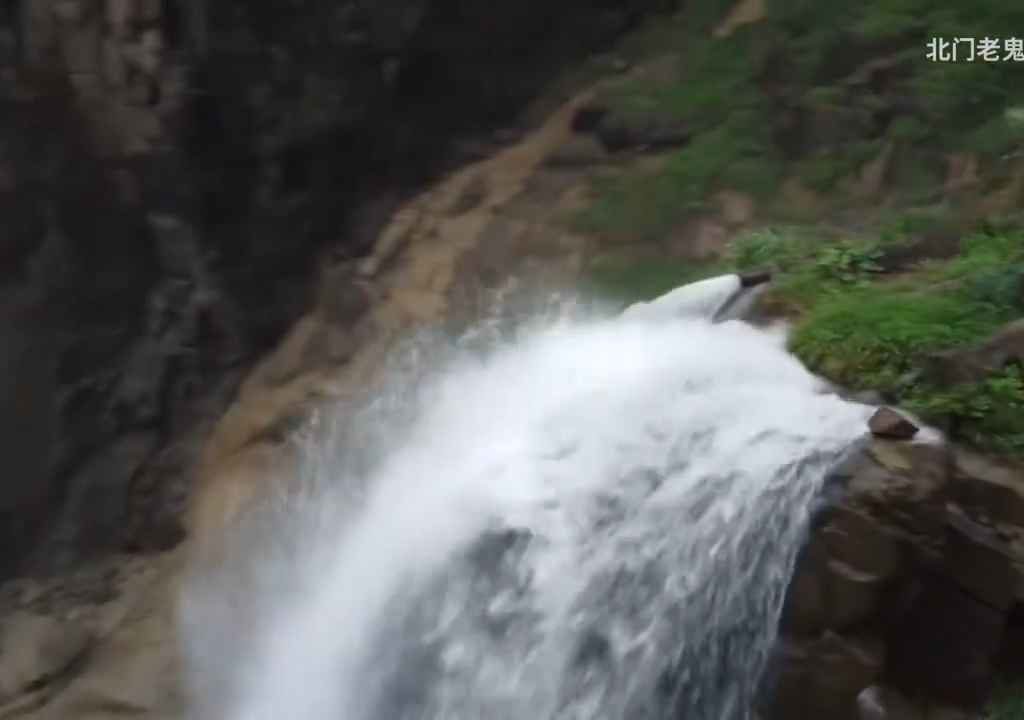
[573,0,1024,244]
[789,227,1024,454]
[573,117,783,241]
[575,0,1024,455]
[584,220,1024,455]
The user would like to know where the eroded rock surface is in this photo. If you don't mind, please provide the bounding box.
[764,425,1024,719]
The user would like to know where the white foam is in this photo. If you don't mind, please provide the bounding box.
[181,275,873,720]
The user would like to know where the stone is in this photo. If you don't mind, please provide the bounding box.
[811,633,886,716]
[953,448,1024,529]
[316,266,372,329]
[842,440,952,549]
[544,136,610,167]
[447,173,489,216]
[0,613,92,702]
[887,574,1005,708]
[822,507,906,581]
[925,319,1024,387]
[826,558,884,629]
[944,508,1016,611]
[869,407,919,440]
[781,543,829,635]
[58,432,158,555]
[37,566,184,719]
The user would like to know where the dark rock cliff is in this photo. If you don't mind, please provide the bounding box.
[0,0,678,580]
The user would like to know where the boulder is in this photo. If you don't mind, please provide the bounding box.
[822,506,907,581]
[781,543,829,635]
[925,319,1024,387]
[826,559,884,629]
[886,574,1004,708]
[943,508,1016,611]
[868,408,919,440]
[767,633,886,719]
[952,449,1024,528]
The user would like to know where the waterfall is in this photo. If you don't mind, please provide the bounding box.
[180,275,873,720]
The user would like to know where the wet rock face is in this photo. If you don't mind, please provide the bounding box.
[0,0,682,582]
[763,431,1024,719]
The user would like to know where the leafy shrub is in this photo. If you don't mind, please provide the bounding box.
[814,244,884,283]
[907,367,1024,454]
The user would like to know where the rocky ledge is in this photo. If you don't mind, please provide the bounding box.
[762,408,1024,720]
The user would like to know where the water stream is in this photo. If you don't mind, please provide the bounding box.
[181,275,873,720]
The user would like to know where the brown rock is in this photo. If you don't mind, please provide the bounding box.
[944,508,1016,611]
[790,633,886,718]
[843,440,951,542]
[0,613,92,702]
[926,319,1024,387]
[544,136,610,168]
[887,574,1004,708]
[823,507,906,581]
[447,173,489,216]
[316,267,372,329]
[36,557,184,719]
[781,543,829,635]
[826,559,884,629]
[868,407,919,440]
[952,449,1024,528]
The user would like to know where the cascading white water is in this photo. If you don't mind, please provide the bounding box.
[180,275,874,720]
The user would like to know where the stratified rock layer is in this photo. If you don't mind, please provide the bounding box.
[764,430,1024,719]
